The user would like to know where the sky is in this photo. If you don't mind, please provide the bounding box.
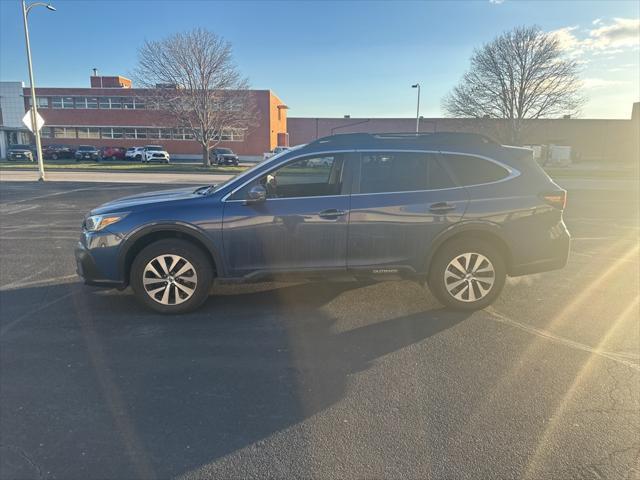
[0,0,638,119]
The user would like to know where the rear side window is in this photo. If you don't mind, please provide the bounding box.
[442,154,510,186]
[360,152,456,193]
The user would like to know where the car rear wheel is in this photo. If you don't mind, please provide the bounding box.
[428,238,506,311]
[131,239,213,314]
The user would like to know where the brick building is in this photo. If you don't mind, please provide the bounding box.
[0,76,288,160]
[289,106,640,164]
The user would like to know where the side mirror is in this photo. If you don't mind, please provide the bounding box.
[245,184,267,204]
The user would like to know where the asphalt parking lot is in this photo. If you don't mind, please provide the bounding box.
[1,179,638,479]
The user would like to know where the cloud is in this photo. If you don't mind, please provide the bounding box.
[488,0,505,4]
[550,26,583,55]
[588,17,640,50]
[550,17,639,56]
[582,78,629,90]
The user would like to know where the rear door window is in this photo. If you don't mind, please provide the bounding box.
[359,152,456,193]
[441,154,510,186]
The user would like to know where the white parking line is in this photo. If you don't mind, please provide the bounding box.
[485,307,640,371]
[0,290,75,337]
[2,187,96,205]
[0,274,78,292]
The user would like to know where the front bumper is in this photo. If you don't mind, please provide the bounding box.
[218,156,238,164]
[9,152,32,161]
[75,232,126,288]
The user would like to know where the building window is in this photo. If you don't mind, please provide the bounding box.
[216,128,245,142]
[123,128,136,139]
[99,97,110,109]
[109,97,122,109]
[27,96,49,108]
[100,127,123,139]
[122,97,134,109]
[74,97,98,109]
[135,128,147,139]
[147,128,160,139]
[53,127,76,138]
[133,98,145,109]
[160,128,172,139]
[51,96,74,109]
[77,127,100,139]
[41,127,52,138]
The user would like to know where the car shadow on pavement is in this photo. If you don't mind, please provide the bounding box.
[0,281,470,479]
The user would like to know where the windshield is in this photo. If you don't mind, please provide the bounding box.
[216,148,233,154]
[78,146,94,151]
[145,146,163,151]
[10,144,30,149]
[211,144,305,192]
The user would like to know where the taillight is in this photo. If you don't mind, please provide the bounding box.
[541,190,567,210]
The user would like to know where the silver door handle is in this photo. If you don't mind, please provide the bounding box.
[318,209,347,219]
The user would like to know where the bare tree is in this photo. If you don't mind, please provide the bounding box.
[134,28,257,166]
[443,26,584,144]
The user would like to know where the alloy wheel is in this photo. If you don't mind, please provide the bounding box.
[143,254,198,305]
[444,252,495,303]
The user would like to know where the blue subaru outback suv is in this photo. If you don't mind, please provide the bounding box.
[76,132,570,313]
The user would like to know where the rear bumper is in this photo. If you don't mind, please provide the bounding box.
[509,221,571,276]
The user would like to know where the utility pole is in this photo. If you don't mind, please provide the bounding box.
[411,83,421,133]
[21,0,56,181]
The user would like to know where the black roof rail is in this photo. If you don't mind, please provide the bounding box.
[308,131,499,148]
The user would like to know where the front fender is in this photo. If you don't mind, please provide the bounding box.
[117,221,224,282]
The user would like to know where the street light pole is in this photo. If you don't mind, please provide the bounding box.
[411,83,421,133]
[21,1,55,182]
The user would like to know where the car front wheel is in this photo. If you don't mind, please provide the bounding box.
[131,239,213,314]
[428,238,506,311]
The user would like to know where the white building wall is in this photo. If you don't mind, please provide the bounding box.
[0,82,26,128]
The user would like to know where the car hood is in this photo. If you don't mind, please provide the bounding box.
[91,186,209,214]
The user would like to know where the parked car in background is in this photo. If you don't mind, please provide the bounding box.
[306,156,333,167]
[74,145,101,161]
[125,147,145,161]
[263,146,291,160]
[211,148,239,166]
[7,144,35,162]
[100,146,126,161]
[43,144,75,160]
[143,145,170,164]
[75,132,570,314]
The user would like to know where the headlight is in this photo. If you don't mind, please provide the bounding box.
[84,213,127,232]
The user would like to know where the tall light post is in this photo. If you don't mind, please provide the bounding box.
[21,0,56,182]
[411,83,421,133]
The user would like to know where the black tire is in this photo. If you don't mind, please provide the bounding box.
[131,239,214,314]
[428,238,506,311]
